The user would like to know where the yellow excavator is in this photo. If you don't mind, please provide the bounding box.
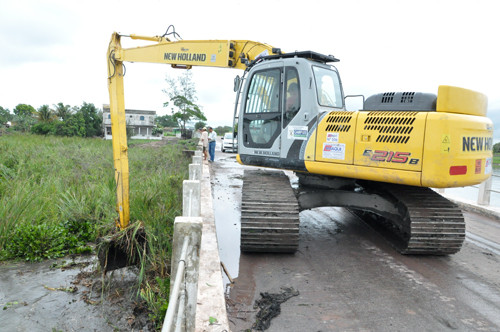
[107,28,493,260]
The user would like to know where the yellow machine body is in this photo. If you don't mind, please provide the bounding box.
[107,31,493,230]
[304,86,493,188]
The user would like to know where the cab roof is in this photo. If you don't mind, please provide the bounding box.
[248,51,339,69]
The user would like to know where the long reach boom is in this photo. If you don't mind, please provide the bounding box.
[106,32,280,228]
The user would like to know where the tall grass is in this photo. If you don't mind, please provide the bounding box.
[0,133,190,264]
[1,133,193,325]
[0,134,114,250]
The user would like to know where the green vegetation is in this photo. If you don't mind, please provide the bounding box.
[31,102,103,137]
[164,71,206,138]
[214,125,233,136]
[0,134,115,257]
[494,153,500,165]
[1,102,103,137]
[494,142,500,165]
[0,106,13,125]
[494,142,500,153]
[155,114,177,128]
[0,133,193,327]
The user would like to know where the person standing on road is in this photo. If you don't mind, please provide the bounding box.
[207,126,217,162]
[200,127,209,160]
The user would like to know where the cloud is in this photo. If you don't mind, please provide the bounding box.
[0,1,78,64]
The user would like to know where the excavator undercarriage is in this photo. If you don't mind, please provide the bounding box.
[240,170,465,255]
[240,170,300,253]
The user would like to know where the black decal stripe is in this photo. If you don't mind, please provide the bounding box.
[282,118,316,171]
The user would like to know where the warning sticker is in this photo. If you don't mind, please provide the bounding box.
[475,159,482,174]
[485,158,492,174]
[441,134,451,153]
[322,143,345,160]
[326,133,339,143]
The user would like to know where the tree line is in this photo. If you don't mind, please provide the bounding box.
[0,102,103,137]
[1,101,499,153]
[0,71,217,139]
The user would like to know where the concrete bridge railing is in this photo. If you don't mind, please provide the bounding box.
[162,150,229,332]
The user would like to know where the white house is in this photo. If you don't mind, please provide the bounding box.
[102,105,162,140]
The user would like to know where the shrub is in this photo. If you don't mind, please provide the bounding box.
[31,122,56,135]
[3,220,94,262]
[5,222,68,261]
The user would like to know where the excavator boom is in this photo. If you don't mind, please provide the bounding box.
[113,33,278,70]
[107,32,280,228]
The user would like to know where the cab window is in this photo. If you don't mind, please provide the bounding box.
[283,67,300,127]
[243,68,281,147]
[245,69,280,114]
[313,66,343,108]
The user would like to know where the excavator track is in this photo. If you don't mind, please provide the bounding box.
[240,170,300,253]
[356,183,465,255]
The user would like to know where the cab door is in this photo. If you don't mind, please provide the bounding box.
[280,66,309,170]
[238,62,283,168]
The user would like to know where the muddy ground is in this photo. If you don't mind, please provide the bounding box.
[0,254,153,331]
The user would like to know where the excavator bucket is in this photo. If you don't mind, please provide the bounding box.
[97,221,147,273]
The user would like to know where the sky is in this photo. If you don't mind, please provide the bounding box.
[0,0,499,141]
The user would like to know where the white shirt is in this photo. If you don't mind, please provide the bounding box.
[208,130,217,142]
[200,131,208,147]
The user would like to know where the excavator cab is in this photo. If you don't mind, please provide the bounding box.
[235,52,342,171]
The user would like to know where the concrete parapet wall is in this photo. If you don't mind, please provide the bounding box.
[195,162,229,331]
[183,180,201,217]
[170,217,203,331]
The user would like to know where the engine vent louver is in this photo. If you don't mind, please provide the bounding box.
[364,111,417,144]
[324,111,353,132]
[364,91,436,111]
[381,92,395,103]
[401,92,415,103]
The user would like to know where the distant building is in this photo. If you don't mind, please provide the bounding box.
[102,105,162,140]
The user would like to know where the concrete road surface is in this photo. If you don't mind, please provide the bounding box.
[210,150,500,332]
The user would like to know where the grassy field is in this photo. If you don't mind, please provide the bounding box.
[0,133,192,326]
[494,153,500,165]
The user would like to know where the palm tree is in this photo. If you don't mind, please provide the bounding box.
[53,102,72,121]
[37,105,53,122]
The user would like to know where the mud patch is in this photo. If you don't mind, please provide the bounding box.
[0,255,153,331]
[252,287,299,330]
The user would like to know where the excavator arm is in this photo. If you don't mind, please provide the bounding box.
[107,32,280,229]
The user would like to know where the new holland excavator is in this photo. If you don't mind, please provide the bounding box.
[107,28,493,261]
